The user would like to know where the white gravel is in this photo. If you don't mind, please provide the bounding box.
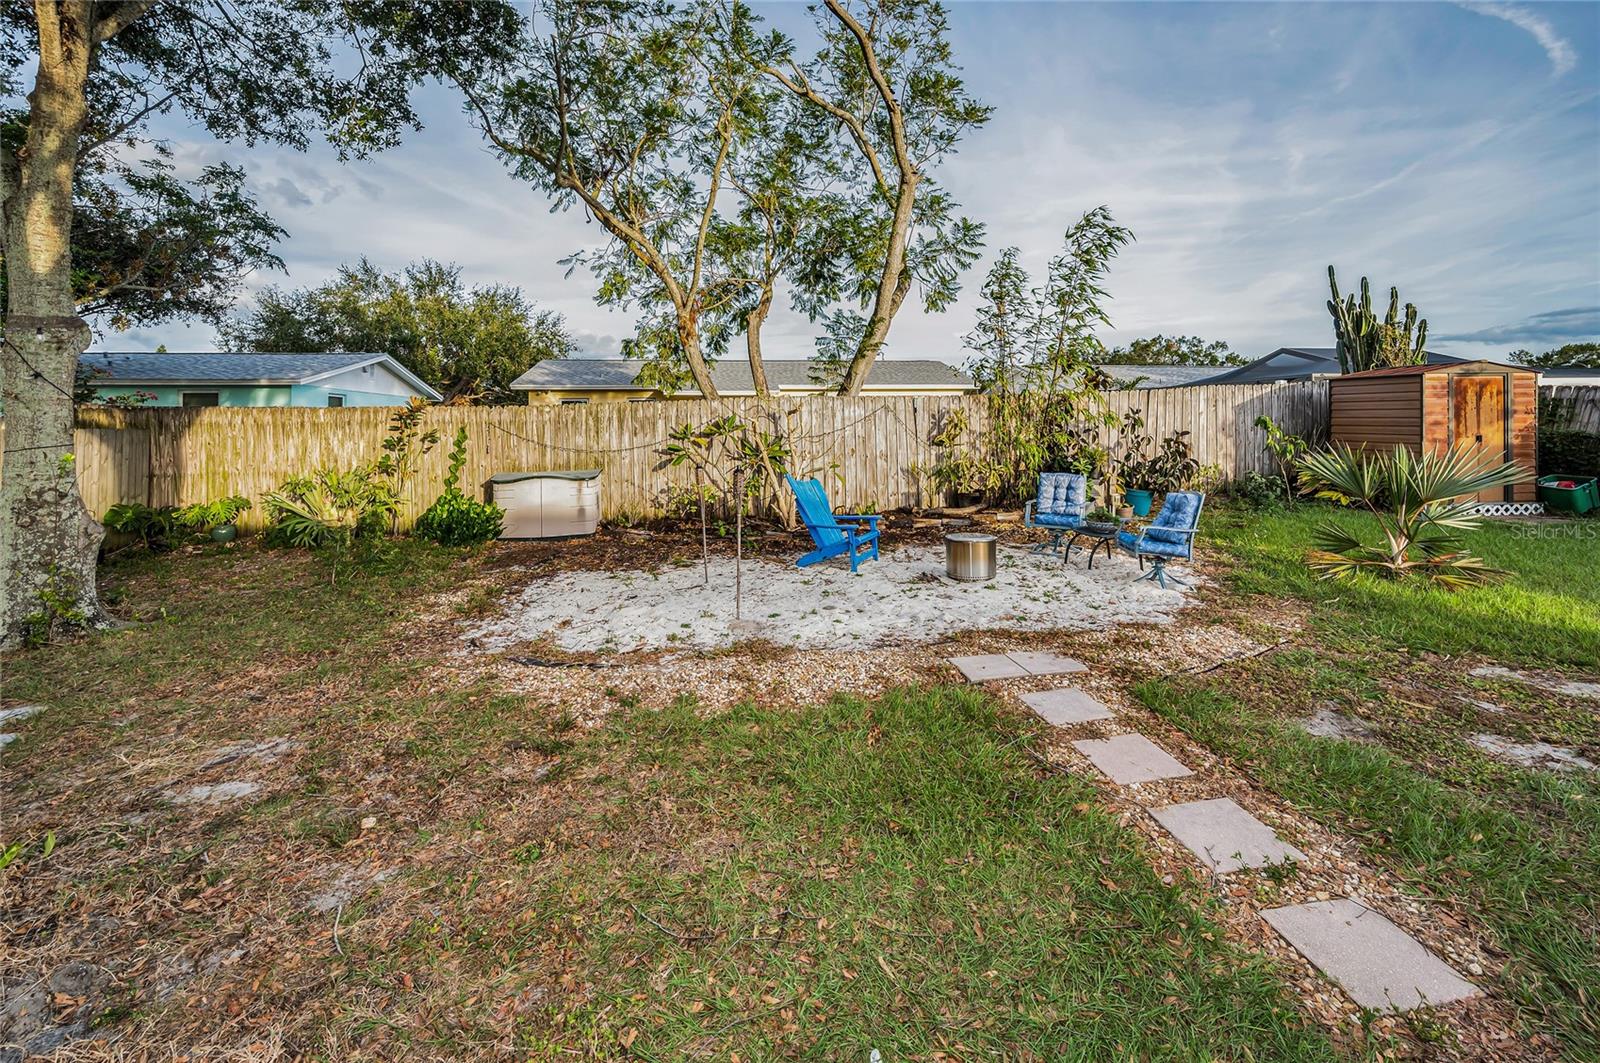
[469,544,1193,653]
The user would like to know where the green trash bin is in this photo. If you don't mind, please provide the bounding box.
[1537,475,1598,515]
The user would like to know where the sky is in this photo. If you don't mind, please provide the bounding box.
[109,1,1600,367]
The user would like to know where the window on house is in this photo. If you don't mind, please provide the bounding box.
[561,398,590,405]
[181,392,219,407]
[327,394,346,407]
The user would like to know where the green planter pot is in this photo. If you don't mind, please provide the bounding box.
[1123,489,1154,517]
[210,524,238,544]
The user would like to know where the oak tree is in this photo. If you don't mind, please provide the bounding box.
[0,0,518,645]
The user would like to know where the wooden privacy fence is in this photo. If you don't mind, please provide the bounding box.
[2,381,1329,530]
[1541,385,1600,434]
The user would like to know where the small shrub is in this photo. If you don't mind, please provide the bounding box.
[1537,427,1600,479]
[1229,470,1286,510]
[413,428,504,547]
[262,467,397,549]
[174,495,252,531]
[103,502,183,551]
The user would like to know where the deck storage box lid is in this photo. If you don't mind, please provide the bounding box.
[489,470,601,539]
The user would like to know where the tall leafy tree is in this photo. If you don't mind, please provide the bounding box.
[764,0,990,394]
[962,207,1134,502]
[221,259,573,403]
[1513,342,1600,369]
[1103,334,1243,366]
[0,0,520,646]
[438,0,791,399]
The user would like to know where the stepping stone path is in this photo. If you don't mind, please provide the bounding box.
[947,652,1085,682]
[1020,688,1113,725]
[1262,899,1480,1012]
[1072,733,1192,784]
[947,651,1483,1020]
[1151,797,1306,873]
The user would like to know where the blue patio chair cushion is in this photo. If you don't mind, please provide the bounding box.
[1144,491,1202,547]
[1118,528,1193,559]
[1037,472,1087,517]
[1034,512,1083,528]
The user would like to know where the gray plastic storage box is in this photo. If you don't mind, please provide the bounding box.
[489,470,601,539]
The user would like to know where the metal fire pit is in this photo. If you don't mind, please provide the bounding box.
[945,532,998,582]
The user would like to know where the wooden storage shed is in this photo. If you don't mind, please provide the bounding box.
[1329,360,1538,502]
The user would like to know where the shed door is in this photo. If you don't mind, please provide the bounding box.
[1451,375,1506,502]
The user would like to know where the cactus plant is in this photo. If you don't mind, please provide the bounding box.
[1327,266,1428,373]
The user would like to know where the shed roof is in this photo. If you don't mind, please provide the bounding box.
[1339,359,1534,380]
[81,351,443,400]
[1198,347,1465,385]
[511,358,974,393]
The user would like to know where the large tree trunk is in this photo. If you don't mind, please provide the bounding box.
[0,2,105,647]
[676,310,719,399]
[745,284,772,396]
[838,176,916,395]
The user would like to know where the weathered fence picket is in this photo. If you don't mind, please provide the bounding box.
[2,381,1330,530]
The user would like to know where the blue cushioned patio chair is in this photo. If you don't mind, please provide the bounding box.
[786,474,881,572]
[1023,472,1089,553]
[1116,490,1204,589]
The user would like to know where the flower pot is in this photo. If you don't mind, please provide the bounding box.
[210,523,237,544]
[1084,520,1118,536]
[1123,489,1154,517]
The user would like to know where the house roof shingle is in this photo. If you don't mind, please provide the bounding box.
[80,352,442,400]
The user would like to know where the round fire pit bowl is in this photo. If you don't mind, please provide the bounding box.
[945,531,998,582]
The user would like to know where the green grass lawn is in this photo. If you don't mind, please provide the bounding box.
[1129,502,1600,1055]
[1,542,1335,1059]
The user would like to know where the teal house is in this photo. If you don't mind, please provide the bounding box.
[80,352,442,407]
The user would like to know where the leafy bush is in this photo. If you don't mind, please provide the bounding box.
[413,428,504,547]
[262,467,397,548]
[103,502,183,551]
[1538,428,1600,479]
[174,495,252,530]
[1120,430,1200,493]
[1254,415,1309,498]
[1228,470,1287,510]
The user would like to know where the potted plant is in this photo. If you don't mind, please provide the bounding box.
[1083,506,1118,536]
[177,495,252,543]
[1118,431,1199,516]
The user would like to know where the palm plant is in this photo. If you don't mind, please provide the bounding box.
[1295,445,1527,587]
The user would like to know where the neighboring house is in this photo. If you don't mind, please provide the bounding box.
[80,352,441,407]
[1533,365,1600,388]
[511,358,975,403]
[1193,347,1466,386]
[1092,364,1222,389]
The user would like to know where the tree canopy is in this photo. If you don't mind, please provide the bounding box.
[1103,335,1243,366]
[1512,342,1600,369]
[221,259,573,403]
[428,0,987,396]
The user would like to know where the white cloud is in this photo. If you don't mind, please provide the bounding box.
[1458,2,1578,77]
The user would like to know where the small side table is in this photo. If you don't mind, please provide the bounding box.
[1063,523,1121,569]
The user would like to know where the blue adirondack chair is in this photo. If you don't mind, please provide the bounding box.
[786,475,881,572]
[1116,490,1204,589]
[1023,472,1089,553]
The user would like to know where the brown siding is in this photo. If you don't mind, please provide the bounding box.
[1330,376,1423,451]
[1509,371,1538,501]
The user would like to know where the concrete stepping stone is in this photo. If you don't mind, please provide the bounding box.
[1007,651,1088,676]
[1151,797,1306,873]
[1072,733,1192,784]
[947,652,1088,683]
[1021,687,1113,725]
[1262,899,1479,1012]
[948,654,1031,682]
